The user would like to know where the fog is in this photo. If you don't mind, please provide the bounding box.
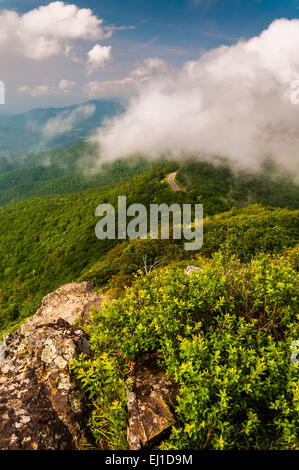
[42,104,95,139]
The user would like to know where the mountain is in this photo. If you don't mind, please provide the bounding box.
[0,99,120,129]
[0,141,163,205]
[0,149,298,450]
[0,158,297,335]
[0,99,122,160]
[0,126,42,170]
[178,160,299,213]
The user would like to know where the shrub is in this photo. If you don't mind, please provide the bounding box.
[73,252,299,449]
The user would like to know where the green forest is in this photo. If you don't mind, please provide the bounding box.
[0,142,298,449]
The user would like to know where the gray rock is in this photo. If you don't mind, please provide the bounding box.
[184,266,202,276]
[0,281,105,450]
[18,281,105,334]
[0,341,4,366]
[0,318,92,450]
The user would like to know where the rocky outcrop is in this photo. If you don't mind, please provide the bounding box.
[0,319,92,450]
[18,281,104,334]
[126,356,178,450]
[0,282,104,450]
[0,282,179,450]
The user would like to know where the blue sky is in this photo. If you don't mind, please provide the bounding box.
[91,0,299,51]
[5,0,299,52]
[1,0,299,112]
[92,0,299,64]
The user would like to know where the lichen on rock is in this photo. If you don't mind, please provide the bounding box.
[0,281,104,450]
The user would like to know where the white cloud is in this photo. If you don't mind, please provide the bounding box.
[0,2,109,60]
[85,78,136,98]
[58,79,76,93]
[18,84,52,97]
[85,57,171,98]
[19,79,76,96]
[130,58,171,78]
[93,19,299,176]
[43,103,96,139]
[87,44,112,74]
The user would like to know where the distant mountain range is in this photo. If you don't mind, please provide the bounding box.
[0,99,122,164]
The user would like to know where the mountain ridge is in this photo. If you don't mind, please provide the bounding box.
[0,99,122,159]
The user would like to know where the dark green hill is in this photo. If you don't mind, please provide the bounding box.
[0,163,179,333]
[177,160,299,213]
[1,146,299,212]
[0,142,158,205]
[0,99,121,160]
[0,148,298,335]
[0,161,298,335]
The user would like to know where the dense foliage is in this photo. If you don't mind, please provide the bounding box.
[0,164,181,333]
[0,156,298,335]
[80,204,299,296]
[0,142,158,206]
[0,144,298,451]
[177,160,299,214]
[73,250,299,450]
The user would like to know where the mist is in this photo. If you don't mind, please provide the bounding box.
[42,104,95,139]
[93,19,299,177]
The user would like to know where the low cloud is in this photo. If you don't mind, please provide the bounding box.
[42,103,95,139]
[93,19,299,176]
[85,58,171,98]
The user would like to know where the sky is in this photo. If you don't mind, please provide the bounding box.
[1,0,299,112]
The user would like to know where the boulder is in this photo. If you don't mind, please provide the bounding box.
[0,340,4,366]
[18,281,104,334]
[0,319,92,450]
[126,356,178,450]
[0,282,178,450]
[0,281,104,450]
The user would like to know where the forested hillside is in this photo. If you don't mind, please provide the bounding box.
[0,156,298,335]
[0,146,298,450]
[1,144,299,211]
[0,142,157,205]
[0,164,179,333]
[178,160,299,214]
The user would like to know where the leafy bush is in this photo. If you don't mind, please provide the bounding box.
[202,205,299,261]
[74,344,129,450]
[73,252,299,450]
